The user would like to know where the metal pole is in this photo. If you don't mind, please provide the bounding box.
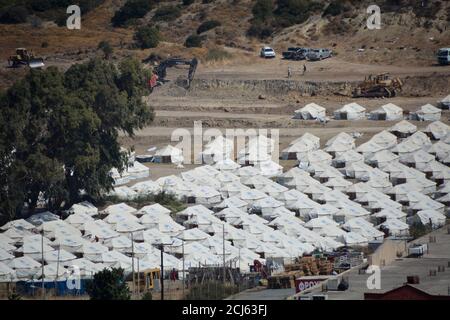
[55,245,60,295]
[137,257,140,297]
[182,240,185,299]
[160,244,164,300]
[41,231,45,299]
[131,232,135,297]
[222,224,226,284]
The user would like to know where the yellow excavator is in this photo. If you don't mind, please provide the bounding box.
[352,73,402,98]
[8,48,45,69]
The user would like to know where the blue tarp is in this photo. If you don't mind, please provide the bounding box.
[16,279,89,296]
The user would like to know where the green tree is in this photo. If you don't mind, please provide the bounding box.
[185,34,204,48]
[0,58,154,222]
[134,26,161,49]
[86,268,131,300]
[252,0,274,22]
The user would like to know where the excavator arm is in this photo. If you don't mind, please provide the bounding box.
[154,57,198,88]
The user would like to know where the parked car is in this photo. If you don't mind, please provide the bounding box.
[306,48,332,61]
[260,47,276,58]
[437,48,450,65]
[282,47,302,59]
[283,47,311,60]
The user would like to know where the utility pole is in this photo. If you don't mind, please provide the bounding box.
[160,244,164,300]
[137,257,140,297]
[182,240,185,300]
[131,232,135,297]
[41,230,45,299]
[222,224,226,284]
[55,245,60,295]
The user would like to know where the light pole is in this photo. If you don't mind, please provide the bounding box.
[41,230,45,299]
[160,244,164,300]
[182,240,185,299]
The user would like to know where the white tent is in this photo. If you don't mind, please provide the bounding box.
[127,161,150,180]
[334,103,366,120]
[401,150,434,170]
[290,133,320,149]
[369,130,398,149]
[366,149,399,168]
[342,217,384,241]
[0,262,16,282]
[389,120,417,138]
[130,180,161,196]
[378,218,409,237]
[77,242,109,262]
[213,158,241,172]
[294,103,326,120]
[102,203,137,216]
[107,186,138,201]
[281,140,315,160]
[345,161,373,181]
[410,104,441,121]
[0,219,35,231]
[373,208,407,222]
[219,181,250,199]
[370,103,403,121]
[356,141,385,159]
[333,150,364,169]
[138,203,171,216]
[412,210,446,228]
[200,136,234,164]
[7,256,41,279]
[298,150,332,167]
[153,145,184,164]
[251,197,284,217]
[254,160,283,178]
[424,121,450,140]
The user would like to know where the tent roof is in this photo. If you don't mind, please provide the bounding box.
[389,120,417,134]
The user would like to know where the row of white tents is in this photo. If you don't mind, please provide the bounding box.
[1,120,449,283]
[293,102,443,121]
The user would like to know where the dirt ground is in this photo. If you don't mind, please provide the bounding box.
[119,55,450,180]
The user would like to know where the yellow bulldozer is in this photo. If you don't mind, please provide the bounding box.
[352,73,402,98]
[8,48,45,69]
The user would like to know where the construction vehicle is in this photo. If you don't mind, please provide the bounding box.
[8,48,45,69]
[148,57,198,92]
[352,73,402,98]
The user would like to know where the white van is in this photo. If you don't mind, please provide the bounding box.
[437,48,450,65]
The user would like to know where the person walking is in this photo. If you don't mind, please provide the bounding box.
[303,64,307,76]
[287,67,292,78]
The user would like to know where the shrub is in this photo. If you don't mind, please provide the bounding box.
[252,0,274,22]
[141,291,152,300]
[185,34,204,48]
[322,0,346,17]
[112,0,154,27]
[152,5,182,21]
[98,41,113,59]
[86,268,130,300]
[0,5,29,24]
[183,0,195,5]
[202,0,215,3]
[197,20,221,34]
[205,48,232,61]
[246,23,274,39]
[135,26,161,49]
[41,41,49,48]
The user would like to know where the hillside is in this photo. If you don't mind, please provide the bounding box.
[0,0,449,90]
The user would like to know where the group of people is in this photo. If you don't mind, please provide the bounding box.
[287,64,307,78]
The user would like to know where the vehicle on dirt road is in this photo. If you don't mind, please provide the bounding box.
[306,49,332,61]
[283,47,311,60]
[437,48,450,65]
[8,48,45,69]
[260,47,276,58]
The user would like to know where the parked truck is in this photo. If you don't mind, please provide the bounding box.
[437,48,450,65]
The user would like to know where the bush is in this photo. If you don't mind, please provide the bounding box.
[322,0,346,17]
[141,291,152,300]
[112,0,154,27]
[183,0,195,5]
[252,0,274,22]
[0,5,29,24]
[86,268,130,300]
[41,41,49,48]
[134,26,161,49]
[98,41,113,59]
[197,20,221,34]
[202,0,215,3]
[152,5,182,22]
[186,281,239,300]
[246,23,274,39]
[185,34,204,48]
[205,48,232,61]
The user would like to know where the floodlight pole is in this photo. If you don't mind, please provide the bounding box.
[223,224,226,284]
[182,240,185,299]
[160,244,164,300]
[131,232,135,297]
[41,230,45,299]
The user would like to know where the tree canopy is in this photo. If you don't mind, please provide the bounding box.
[0,58,153,224]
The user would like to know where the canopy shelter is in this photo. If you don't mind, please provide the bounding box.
[410,104,441,121]
[334,103,366,120]
[369,103,403,121]
[294,103,326,120]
